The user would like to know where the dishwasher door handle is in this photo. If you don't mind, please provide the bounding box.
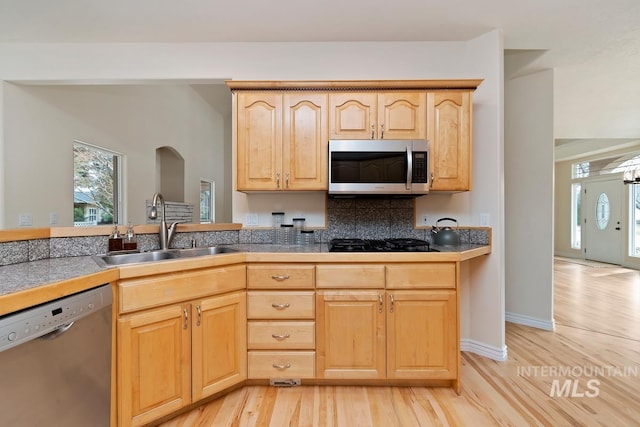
[39,322,75,340]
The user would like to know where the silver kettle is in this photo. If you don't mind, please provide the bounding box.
[431,217,460,246]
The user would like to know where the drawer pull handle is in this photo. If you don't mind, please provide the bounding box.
[272,303,290,310]
[273,363,291,369]
[271,275,290,281]
[183,308,189,330]
[272,333,291,340]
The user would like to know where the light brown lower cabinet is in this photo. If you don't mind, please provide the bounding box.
[316,289,457,380]
[117,291,247,427]
[316,290,386,379]
[386,290,457,379]
[246,290,316,380]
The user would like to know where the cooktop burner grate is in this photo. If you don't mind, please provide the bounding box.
[329,238,437,252]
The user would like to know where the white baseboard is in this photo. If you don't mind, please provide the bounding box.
[460,338,508,361]
[554,250,583,259]
[505,312,555,331]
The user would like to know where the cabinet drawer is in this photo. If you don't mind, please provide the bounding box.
[386,263,456,289]
[247,264,315,289]
[248,351,315,379]
[316,264,385,289]
[248,321,315,350]
[247,291,315,319]
[119,264,247,313]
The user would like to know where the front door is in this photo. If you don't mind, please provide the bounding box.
[584,179,623,264]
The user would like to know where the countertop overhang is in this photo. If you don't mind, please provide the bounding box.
[0,243,490,316]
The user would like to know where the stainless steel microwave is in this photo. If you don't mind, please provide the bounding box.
[328,139,430,196]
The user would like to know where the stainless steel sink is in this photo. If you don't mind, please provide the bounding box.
[171,246,238,257]
[92,246,238,267]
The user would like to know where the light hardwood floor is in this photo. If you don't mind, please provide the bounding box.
[155,259,640,426]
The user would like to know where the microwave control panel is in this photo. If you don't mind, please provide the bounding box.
[412,152,428,183]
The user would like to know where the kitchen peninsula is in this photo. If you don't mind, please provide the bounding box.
[0,225,489,427]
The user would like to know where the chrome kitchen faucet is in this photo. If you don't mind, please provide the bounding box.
[149,192,179,250]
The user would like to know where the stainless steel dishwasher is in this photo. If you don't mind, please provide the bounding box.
[0,284,113,427]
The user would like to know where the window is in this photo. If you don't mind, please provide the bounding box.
[73,141,122,226]
[200,180,215,223]
[573,162,590,179]
[630,185,640,257]
[571,183,581,249]
[87,207,97,223]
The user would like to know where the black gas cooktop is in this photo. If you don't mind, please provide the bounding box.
[329,238,438,252]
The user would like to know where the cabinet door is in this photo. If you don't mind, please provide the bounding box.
[316,290,385,379]
[386,290,457,380]
[236,92,283,190]
[118,303,191,427]
[283,93,328,190]
[427,91,472,191]
[192,292,247,400]
[378,92,426,140]
[329,93,377,139]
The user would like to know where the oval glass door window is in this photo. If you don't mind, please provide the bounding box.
[595,192,610,230]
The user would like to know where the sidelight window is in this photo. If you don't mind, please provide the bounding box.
[571,183,582,249]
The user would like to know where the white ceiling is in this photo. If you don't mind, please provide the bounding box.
[1,0,638,73]
[1,0,639,157]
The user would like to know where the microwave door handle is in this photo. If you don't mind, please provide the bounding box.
[406,146,412,190]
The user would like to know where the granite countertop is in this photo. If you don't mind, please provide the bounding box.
[0,256,113,298]
[0,242,490,314]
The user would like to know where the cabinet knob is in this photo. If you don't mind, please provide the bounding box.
[380,123,385,139]
[371,124,375,139]
[183,308,189,330]
[271,275,290,281]
[276,172,281,189]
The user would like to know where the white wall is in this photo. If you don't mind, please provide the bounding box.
[3,83,230,227]
[555,59,640,139]
[0,36,506,358]
[504,69,554,330]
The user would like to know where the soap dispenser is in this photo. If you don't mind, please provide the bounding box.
[123,223,137,250]
[108,225,123,252]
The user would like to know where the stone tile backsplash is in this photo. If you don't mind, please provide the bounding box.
[327,197,425,241]
[0,197,490,266]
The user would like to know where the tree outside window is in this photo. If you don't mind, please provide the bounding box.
[73,141,121,226]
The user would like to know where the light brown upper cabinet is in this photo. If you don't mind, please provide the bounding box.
[228,80,480,193]
[329,92,426,140]
[427,91,472,192]
[236,92,328,191]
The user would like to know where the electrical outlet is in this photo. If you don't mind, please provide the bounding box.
[245,213,259,226]
[479,213,490,226]
[420,214,429,226]
[49,212,58,225]
[18,213,32,227]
